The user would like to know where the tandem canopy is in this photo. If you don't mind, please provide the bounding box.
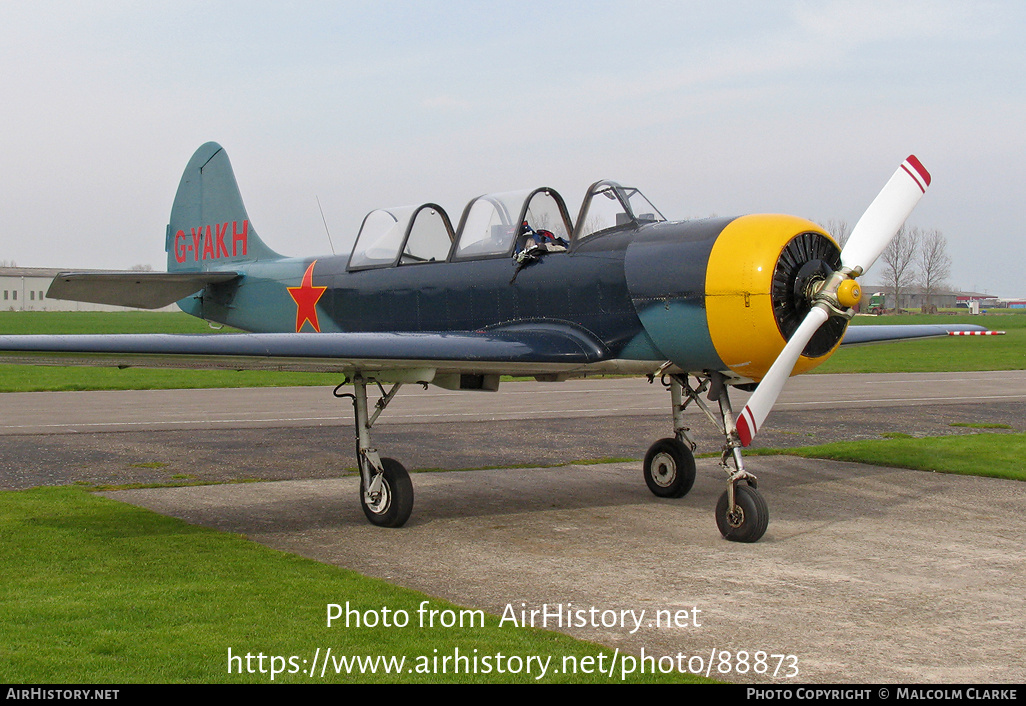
[346,182,664,270]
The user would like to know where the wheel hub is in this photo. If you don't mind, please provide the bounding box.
[651,452,677,487]
[726,505,745,528]
[365,478,391,514]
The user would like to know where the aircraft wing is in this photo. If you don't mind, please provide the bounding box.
[0,326,615,378]
[840,323,1002,345]
[0,323,1003,379]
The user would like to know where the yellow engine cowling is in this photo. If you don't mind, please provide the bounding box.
[705,214,847,382]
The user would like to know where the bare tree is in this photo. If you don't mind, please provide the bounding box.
[879,225,919,313]
[821,219,851,249]
[917,229,951,313]
[0,259,16,267]
[129,263,154,271]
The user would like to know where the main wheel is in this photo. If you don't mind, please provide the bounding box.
[715,484,768,543]
[643,438,696,498]
[360,458,414,528]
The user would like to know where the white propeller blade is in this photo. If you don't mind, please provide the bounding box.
[736,307,828,446]
[734,156,931,448]
[841,156,931,273]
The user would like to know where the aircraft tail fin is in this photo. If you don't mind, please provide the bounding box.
[166,142,283,272]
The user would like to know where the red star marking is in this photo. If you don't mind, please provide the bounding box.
[287,260,328,332]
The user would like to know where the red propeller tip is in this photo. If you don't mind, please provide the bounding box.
[903,155,931,191]
[737,407,756,447]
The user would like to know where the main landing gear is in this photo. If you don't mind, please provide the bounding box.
[335,375,413,528]
[644,371,768,543]
[335,370,766,541]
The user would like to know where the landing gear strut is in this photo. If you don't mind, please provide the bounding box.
[649,371,768,543]
[643,371,697,497]
[335,375,413,528]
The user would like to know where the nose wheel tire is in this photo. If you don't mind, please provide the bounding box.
[643,438,696,498]
[715,484,768,543]
[360,457,414,528]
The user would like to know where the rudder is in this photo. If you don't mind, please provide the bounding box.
[166,142,283,272]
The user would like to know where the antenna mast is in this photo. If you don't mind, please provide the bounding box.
[316,196,336,255]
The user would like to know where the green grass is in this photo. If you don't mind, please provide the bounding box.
[0,311,226,335]
[0,364,342,393]
[0,487,709,684]
[749,432,1026,482]
[815,310,1026,374]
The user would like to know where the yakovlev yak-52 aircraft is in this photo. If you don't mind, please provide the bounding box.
[0,144,996,542]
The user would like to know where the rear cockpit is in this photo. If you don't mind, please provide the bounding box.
[347,203,455,270]
[346,181,664,271]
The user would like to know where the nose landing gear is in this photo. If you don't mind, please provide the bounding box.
[646,371,768,543]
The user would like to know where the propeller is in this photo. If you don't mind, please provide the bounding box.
[735,156,931,447]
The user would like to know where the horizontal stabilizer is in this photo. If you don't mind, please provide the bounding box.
[46,271,241,310]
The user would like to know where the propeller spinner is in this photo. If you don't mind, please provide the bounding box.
[736,156,931,447]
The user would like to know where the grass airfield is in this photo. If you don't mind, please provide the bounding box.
[0,310,1023,683]
[817,310,1026,374]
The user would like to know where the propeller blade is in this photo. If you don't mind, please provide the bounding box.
[730,157,931,449]
[840,155,931,273]
[736,306,829,447]
[734,155,931,448]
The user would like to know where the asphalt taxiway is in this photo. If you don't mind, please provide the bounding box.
[3,370,1025,436]
[1,371,1024,489]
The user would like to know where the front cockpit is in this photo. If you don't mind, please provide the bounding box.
[574,181,665,240]
[345,181,664,271]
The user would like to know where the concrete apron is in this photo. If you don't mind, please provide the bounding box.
[104,457,1026,684]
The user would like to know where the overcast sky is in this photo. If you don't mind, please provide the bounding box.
[1,1,1023,296]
